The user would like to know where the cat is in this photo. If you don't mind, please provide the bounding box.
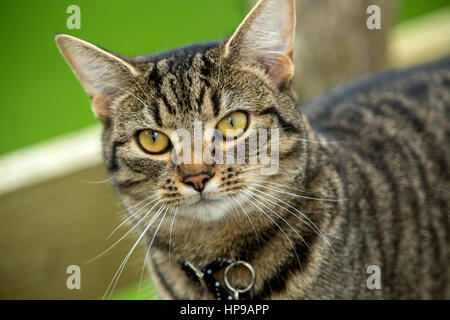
[56,0,449,299]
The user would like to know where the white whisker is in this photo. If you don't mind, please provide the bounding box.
[291,137,341,145]
[122,66,150,101]
[85,198,161,264]
[103,203,164,300]
[107,194,159,239]
[247,178,313,195]
[230,194,260,248]
[241,190,302,269]
[168,206,179,264]
[248,185,335,254]
[75,177,112,184]
[249,180,347,202]
[138,206,169,299]
[98,80,150,109]
[245,190,311,252]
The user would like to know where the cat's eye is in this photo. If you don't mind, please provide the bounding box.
[136,129,171,154]
[217,111,248,139]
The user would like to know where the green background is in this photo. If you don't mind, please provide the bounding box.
[396,0,450,23]
[0,0,449,155]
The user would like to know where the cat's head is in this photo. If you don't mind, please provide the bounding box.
[56,0,307,222]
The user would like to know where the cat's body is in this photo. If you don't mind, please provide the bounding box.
[56,0,449,300]
[302,58,450,299]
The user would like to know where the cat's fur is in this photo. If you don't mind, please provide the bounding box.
[56,0,449,299]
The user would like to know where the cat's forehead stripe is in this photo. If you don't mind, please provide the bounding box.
[142,50,221,125]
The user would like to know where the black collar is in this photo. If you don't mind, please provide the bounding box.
[181,259,255,300]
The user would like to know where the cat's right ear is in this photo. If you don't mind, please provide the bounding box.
[224,0,295,93]
[55,34,139,122]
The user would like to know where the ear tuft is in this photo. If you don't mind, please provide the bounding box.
[55,34,139,121]
[224,0,295,90]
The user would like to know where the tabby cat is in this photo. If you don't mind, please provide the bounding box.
[56,0,449,299]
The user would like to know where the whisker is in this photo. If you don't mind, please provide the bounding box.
[85,198,161,264]
[241,190,302,269]
[121,65,150,101]
[291,137,341,145]
[249,180,347,202]
[248,185,335,254]
[75,177,112,184]
[240,165,274,174]
[98,80,150,109]
[103,203,164,300]
[240,167,263,174]
[247,178,313,195]
[107,194,159,239]
[229,194,260,248]
[245,190,311,252]
[168,206,179,264]
[138,205,169,299]
[114,194,157,216]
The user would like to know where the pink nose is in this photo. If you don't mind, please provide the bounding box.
[182,173,211,192]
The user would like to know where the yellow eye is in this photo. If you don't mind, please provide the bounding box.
[217,111,248,139]
[137,129,171,154]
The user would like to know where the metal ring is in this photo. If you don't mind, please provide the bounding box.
[224,260,256,295]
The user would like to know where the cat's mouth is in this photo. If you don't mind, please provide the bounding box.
[197,194,220,205]
[183,192,223,207]
[176,192,235,221]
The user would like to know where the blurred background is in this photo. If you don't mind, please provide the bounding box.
[0,0,449,299]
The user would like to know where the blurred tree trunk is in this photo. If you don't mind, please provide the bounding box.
[247,0,396,101]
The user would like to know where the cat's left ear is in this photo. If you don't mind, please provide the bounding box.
[224,0,295,92]
[55,34,140,122]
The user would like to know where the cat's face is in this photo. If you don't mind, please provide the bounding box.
[56,0,303,222]
[105,48,302,221]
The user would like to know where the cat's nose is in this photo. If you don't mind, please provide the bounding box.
[182,172,212,192]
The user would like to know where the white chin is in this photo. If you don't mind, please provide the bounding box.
[178,197,234,222]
